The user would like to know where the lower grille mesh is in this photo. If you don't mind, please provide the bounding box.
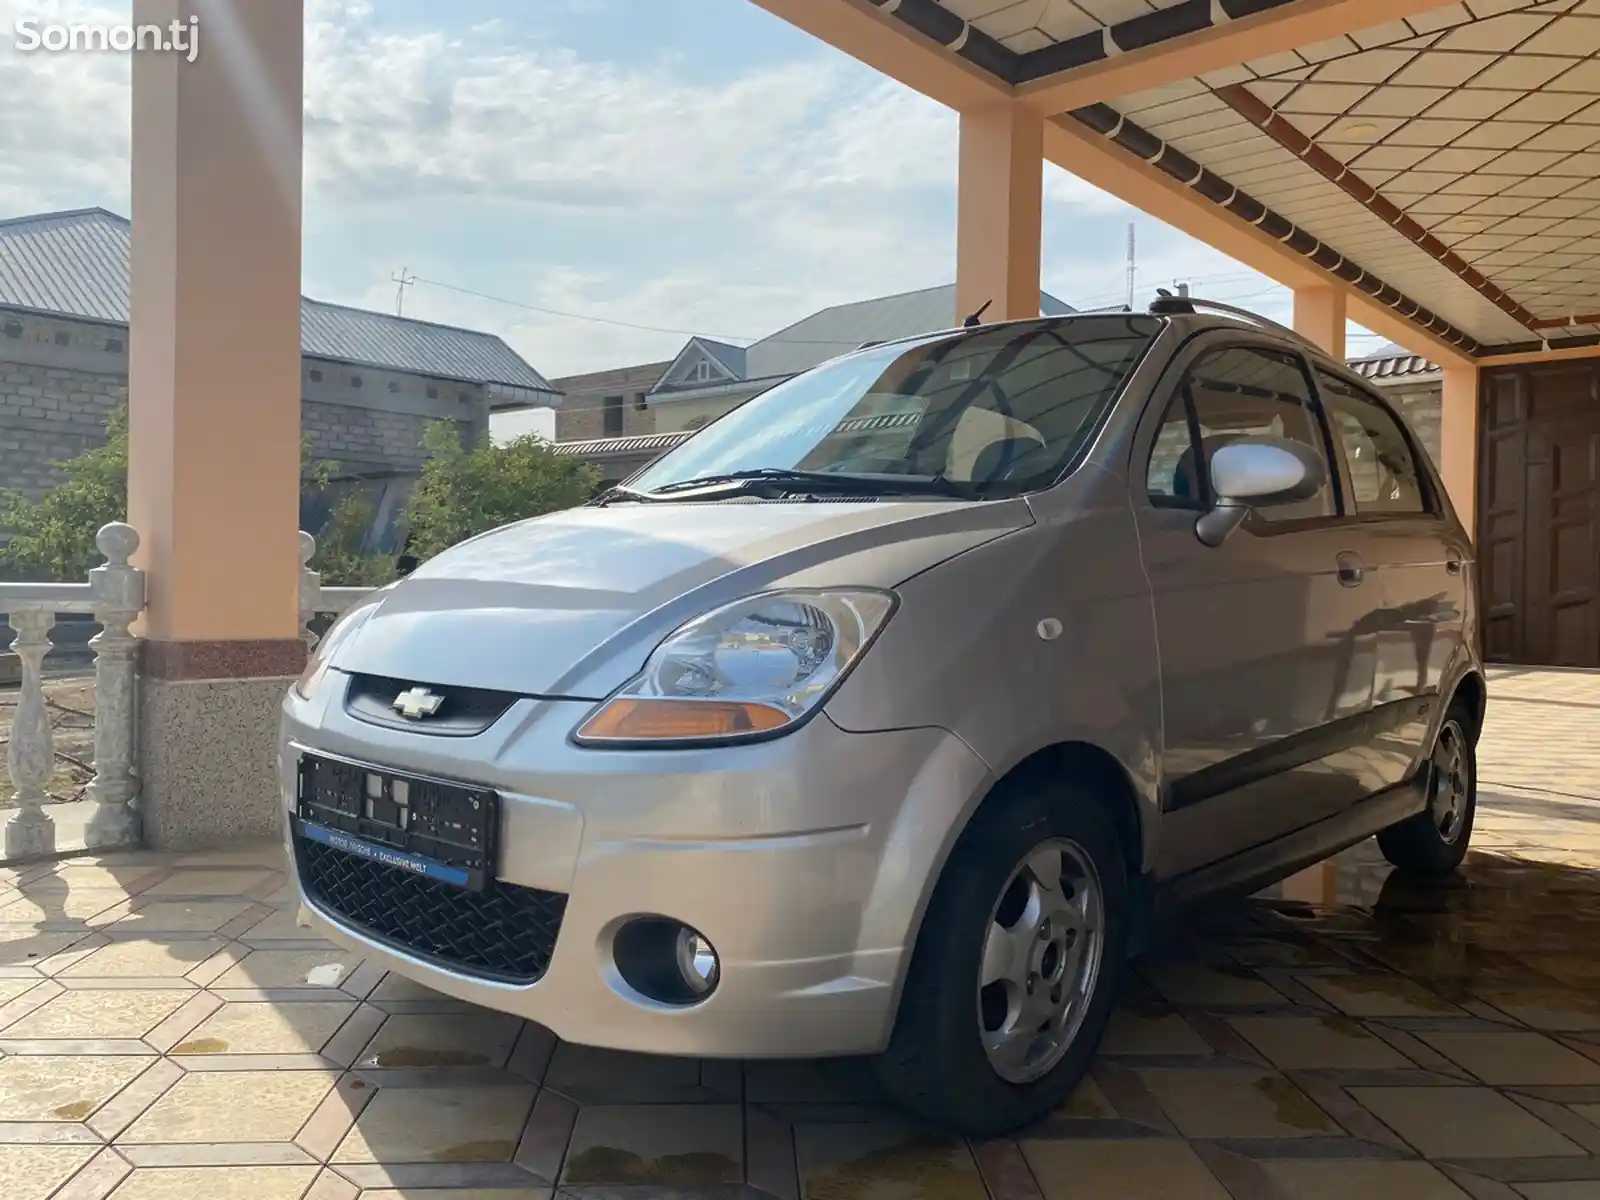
[297,838,566,984]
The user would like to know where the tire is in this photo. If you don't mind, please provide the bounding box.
[1377,701,1477,878]
[872,777,1128,1137]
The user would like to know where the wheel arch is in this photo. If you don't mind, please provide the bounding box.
[885,738,1148,1031]
[1449,669,1488,743]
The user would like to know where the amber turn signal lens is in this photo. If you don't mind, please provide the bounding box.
[577,698,792,741]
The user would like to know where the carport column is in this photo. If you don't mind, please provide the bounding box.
[1439,365,1480,541]
[956,103,1044,324]
[1292,285,1347,360]
[127,0,307,849]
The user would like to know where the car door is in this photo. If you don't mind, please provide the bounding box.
[1313,367,1469,788]
[1134,338,1383,880]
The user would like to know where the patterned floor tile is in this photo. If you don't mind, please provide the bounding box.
[1228,1014,1414,1070]
[117,1070,340,1143]
[1350,1086,1588,1159]
[0,1144,99,1200]
[0,1053,152,1121]
[1138,1066,1342,1138]
[1021,1138,1230,1199]
[795,1121,985,1200]
[333,1085,536,1164]
[1259,1159,1474,1198]
[562,1104,743,1187]
[168,1000,357,1056]
[105,1165,321,1199]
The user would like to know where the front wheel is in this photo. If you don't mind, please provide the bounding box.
[1377,705,1476,877]
[872,780,1127,1136]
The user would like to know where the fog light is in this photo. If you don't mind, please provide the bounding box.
[675,927,719,995]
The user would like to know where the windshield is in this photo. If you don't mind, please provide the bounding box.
[628,315,1163,498]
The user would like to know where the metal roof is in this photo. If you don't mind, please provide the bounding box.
[696,338,747,378]
[0,208,557,393]
[742,283,1075,379]
[1348,345,1441,383]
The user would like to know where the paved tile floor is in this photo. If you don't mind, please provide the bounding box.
[2,667,1599,1199]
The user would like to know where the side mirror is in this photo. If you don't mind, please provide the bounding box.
[1195,439,1327,547]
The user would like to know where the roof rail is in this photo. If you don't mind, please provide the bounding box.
[1149,291,1324,357]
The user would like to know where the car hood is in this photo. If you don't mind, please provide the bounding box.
[330,497,1031,699]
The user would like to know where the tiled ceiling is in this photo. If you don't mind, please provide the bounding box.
[926,0,1600,348]
[940,0,1193,51]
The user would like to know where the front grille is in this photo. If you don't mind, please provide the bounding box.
[297,838,567,984]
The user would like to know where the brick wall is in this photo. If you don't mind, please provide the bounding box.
[0,310,490,509]
[552,361,670,442]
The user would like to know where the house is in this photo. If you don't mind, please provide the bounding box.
[551,283,1075,485]
[0,208,559,553]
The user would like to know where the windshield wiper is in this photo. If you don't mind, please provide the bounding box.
[649,468,977,500]
[589,484,658,506]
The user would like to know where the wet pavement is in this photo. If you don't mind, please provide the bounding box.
[0,667,1597,1199]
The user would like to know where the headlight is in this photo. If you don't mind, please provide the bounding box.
[574,589,895,745]
[292,603,377,701]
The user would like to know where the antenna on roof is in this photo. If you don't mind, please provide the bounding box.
[962,299,992,327]
[391,267,417,316]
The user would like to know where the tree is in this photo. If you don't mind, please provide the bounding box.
[402,421,599,561]
[0,404,388,584]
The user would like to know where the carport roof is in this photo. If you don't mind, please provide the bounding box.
[774,0,1600,361]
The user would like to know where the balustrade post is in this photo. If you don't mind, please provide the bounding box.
[4,608,57,859]
[299,531,322,650]
[84,523,145,850]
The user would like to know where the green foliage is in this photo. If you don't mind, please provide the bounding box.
[402,421,599,561]
[0,406,130,581]
[0,404,389,585]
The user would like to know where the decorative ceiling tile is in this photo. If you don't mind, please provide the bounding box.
[1519,14,1600,55]
[1538,215,1600,235]
[1453,121,1544,148]
[1199,65,1256,88]
[1353,143,1438,170]
[1480,148,1572,173]
[1060,0,1151,24]
[1245,51,1312,77]
[1244,80,1299,107]
[1544,57,1600,92]
[1470,54,1576,89]
[1418,88,1519,119]
[1311,48,1418,84]
[1519,125,1600,153]
[1556,177,1600,198]
[1002,27,1056,52]
[1504,174,1589,196]
[1408,193,1482,214]
[1391,51,1500,87]
[1354,86,1451,115]
[969,0,1052,39]
[1386,169,1471,192]
[1467,0,1549,16]
[1299,35,1361,62]
[1463,193,1542,215]
[1416,145,1510,172]
[1493,91,1595,123]
[1482,215,1564,235]
[1406,4,1476,35]
[938,0,1024,15]
[1279,82,1376,113]
[1319,115,1410,143]
[1388,117,1482,145]
[1354,21,1430,48]
[1544,150,1600,174]
[1436,11,1556,51]
[1449,173,1518,194]
[1038,0,1105,38]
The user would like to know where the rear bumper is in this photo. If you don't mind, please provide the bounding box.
[282,676,992,1057]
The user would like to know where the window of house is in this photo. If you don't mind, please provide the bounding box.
[1316,370,1428,515]
[350,374,363,389]
[426,385,439,400]
[1146,345,1336,523]
[634,392,648,411]
[309,368,323,382]
[692,360,715,383]
[105,338,124,354]
[603,394,624,435]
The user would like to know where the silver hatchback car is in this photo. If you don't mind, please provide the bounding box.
[282,297,1483,1136]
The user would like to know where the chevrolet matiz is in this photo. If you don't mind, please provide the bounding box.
[282,296,1484,1136]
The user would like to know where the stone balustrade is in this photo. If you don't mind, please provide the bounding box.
[1,526,380,862]
[0,522,143,860]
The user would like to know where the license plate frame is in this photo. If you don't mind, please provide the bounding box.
[293,753,497,892]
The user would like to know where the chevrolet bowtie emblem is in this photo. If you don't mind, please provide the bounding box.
[392,686,444,720]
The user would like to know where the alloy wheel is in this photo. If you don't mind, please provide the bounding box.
[976,838,1105,1084]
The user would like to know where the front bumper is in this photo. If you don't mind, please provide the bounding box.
[281,673,992,1058]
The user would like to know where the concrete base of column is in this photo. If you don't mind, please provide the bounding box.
[136,640,304,851]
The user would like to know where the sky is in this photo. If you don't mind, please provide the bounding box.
[0,0,1390,380]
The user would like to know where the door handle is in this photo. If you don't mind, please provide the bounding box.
[1336,551,1365,587]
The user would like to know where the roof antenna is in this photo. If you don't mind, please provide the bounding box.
[963,299,992,327]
